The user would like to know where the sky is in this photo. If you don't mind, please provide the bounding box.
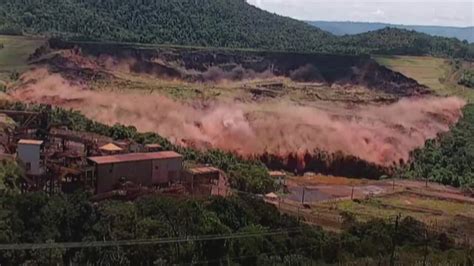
[246,0,474,27]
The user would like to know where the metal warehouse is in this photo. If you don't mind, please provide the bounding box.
[88,151,183,193]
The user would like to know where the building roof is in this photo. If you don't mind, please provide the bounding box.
[265,192,279,199]
[50,128,113,145]
[99,143,123,152]
[186,166,220,175]
[18,139,43,145]
[88,151,182,165]
[145,143,162,148]
[269,171,286,177]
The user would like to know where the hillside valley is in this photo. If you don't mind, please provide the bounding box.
[4,38,466,178]
[0,1,474,264]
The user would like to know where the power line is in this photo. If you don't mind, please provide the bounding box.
[187,242,321,266]
[0,228,303,251]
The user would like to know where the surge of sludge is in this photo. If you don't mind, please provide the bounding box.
[10,68,466,166]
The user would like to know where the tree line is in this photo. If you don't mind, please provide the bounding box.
[0,188,471,265]
[397,104,474,189]
[0,0,473,59]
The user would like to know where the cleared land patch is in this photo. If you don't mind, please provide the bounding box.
[274,177,474,242]
[376,55,474,102]
[0,35,44,81]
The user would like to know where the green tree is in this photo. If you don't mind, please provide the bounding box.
[0,159,24,193]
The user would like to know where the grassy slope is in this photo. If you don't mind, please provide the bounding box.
[0,35,44,80]
[333,192,474,240]
[336,193,474,221]
[375,55,474,102]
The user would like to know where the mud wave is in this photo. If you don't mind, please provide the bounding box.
[10,68,466,166]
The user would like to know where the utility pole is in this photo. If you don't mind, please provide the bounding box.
[422,228,429,266]
[390,214,401,266]
[301,186,306,204]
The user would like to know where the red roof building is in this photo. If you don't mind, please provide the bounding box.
[88,151,183,193]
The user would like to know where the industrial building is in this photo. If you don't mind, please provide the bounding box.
[17,139,44,176]
[1,108,228,199]
[88,151,183,193]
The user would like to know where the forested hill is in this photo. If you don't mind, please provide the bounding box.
[0,0,333,51]
[336,28,474,58]
[0,0,473,59]
[308,21,474,43]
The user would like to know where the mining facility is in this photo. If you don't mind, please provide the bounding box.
[0,107,229,200]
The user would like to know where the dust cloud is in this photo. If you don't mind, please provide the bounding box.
[10,68,466,166]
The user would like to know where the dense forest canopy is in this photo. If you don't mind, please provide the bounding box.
[0,0,332,51]
[338,28,474,58]
[398,104,474,188]
[0,189,469,265]
[0,0,473,59]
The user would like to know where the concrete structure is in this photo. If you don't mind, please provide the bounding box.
[145,143,163,152]
[114,140,142,153]
[88,151,183,193]
[184,166,228,196]
[17,139,44,176]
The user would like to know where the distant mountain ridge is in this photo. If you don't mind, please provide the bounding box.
[307,21,474,43]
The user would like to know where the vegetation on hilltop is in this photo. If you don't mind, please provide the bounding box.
[338,28,474,59]
[307,21,474,43]
[0,0,473,59]
[0,0,332,52]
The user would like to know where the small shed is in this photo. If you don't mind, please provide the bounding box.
[184,166,222,196]
[269,171,287,188]
[265,192,279,201]
[99,143,123,155]
[145,143,163,152]
[114,140,142,153]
